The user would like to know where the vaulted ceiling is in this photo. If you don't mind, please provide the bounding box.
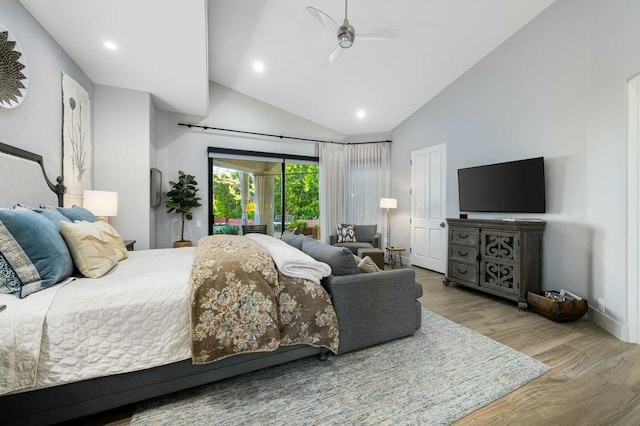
[21,0,555,135]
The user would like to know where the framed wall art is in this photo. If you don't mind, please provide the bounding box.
[0,23,28,109]
[62,72,92,207]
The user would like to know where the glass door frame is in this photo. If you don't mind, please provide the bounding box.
[207,147,319,236]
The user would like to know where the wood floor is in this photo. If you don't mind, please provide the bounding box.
[68,266,640,426]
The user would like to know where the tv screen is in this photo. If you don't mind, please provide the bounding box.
[458,157,545,213]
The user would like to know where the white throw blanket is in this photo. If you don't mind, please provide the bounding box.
[245,233,331,284]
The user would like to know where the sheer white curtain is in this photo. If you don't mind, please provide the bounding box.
[320,142,391,244]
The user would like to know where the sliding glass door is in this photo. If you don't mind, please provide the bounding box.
[208,148,319,238]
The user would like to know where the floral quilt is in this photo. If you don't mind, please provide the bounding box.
[190,235,339,364]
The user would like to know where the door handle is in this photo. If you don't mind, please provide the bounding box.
[440,222,445,228]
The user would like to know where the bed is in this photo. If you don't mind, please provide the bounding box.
[0,142,335,426]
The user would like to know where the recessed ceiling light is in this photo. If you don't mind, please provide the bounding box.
[103,41,117,50]
[252,60,265,74]
[356,109,366,119]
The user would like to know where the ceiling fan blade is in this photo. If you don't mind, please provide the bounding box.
[356,28,403,41]
[307,7,339,35]
[326,44,344,66]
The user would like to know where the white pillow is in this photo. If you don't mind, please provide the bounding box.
[59,221,118,278]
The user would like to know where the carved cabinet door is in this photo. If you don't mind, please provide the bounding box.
[480,230,519,295]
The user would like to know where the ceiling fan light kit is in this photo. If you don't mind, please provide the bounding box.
[307,0,401,64]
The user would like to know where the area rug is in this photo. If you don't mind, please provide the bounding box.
[131,309,549,425]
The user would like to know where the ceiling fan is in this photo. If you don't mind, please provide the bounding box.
[307,0,402,65]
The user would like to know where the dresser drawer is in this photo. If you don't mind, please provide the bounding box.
[449,243,478,263]
[448,261,478,284]
[449,226,479,246]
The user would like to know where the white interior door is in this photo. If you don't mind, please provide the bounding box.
[411,143,447,273]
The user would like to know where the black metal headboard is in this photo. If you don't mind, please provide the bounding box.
[0,142,66,207]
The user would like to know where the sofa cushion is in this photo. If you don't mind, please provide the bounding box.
[352,224,377,243]
[302,238,360,276]
[333,241,375,254]
[336,224,356,243]
[281,230,304,250]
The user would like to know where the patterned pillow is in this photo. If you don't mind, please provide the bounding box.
[336,224,356,243]
[59,221,118,278]
[0,209,74,298]
[91,221,128,261]
[0,251,21,295]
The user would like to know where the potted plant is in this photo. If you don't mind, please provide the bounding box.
[165,171,202,247]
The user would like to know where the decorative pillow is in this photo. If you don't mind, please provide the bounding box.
[59,221,118,278]
[357,256,381,273]
[57,206,98,222]
[0,251,21,295]
[0,209,74,298]
[336,224,356,243]
[91,221,128,261]
[302,238,360,276]
[14,205,70,230]
[281,230,304,250]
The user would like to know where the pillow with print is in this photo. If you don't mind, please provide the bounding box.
[59,221,118,278]
[336,224,356,243]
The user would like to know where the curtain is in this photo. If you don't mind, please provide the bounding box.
[254,174,275,235]
[319,142,391,245]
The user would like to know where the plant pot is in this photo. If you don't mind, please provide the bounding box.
[173,240,193,248]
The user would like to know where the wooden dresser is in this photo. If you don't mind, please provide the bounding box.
[444,218,545,309]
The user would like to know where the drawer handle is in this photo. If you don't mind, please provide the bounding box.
[457,250,468,256]
[457,268,468,275]
[458,234,469,239]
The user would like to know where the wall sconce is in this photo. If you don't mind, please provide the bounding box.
[83,190,118,222]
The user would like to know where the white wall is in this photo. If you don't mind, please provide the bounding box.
[93,85,154,250]
[0,0,93,183]
[154,82,344,248]
[391,0,640,340]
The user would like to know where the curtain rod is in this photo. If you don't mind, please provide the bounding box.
[177,122,392,145]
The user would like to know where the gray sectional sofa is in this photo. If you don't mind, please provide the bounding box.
[281,231,422,354]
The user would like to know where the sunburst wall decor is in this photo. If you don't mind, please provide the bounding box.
[0,24,28,109]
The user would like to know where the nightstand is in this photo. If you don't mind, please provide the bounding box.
[124,240,136,251]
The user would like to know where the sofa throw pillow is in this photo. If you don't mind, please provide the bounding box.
[0,209,74,298]
[281,230,304,250]
[91,221,129,261]
[336,224,356,243]
[357,256,381,273]
[57,206,98,222]
[302,238,360,276]
[60,221,118,278]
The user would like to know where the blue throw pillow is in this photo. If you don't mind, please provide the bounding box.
[0,209,74,298]
[57,206,97,222]
[14,205,71,230]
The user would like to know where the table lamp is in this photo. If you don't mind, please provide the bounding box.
[83,190,118,222]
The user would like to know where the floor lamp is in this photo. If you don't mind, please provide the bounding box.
[379,198,397,247]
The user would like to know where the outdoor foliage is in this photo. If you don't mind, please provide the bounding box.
[213,164,319,224]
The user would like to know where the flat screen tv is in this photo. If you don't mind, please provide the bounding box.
[457,157,546,213]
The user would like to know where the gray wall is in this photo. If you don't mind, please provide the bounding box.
[391,0,640,339]
[0,0,94,182]
[93,85,154,250]
[154,82,344,249]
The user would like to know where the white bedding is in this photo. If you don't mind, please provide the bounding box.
[1,247,195,394]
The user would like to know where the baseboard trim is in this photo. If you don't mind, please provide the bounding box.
[587,305,629,342]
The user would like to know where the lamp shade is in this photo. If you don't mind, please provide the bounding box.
[379,198,397,209]
[83,190,118,217]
